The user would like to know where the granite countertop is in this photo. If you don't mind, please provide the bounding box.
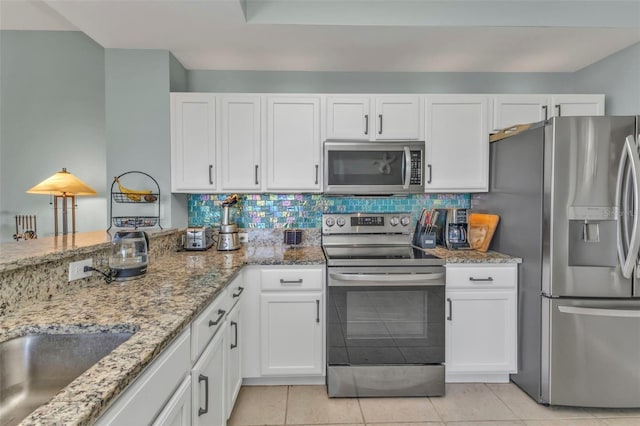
[423,246,522,264]
[0,244,325,426]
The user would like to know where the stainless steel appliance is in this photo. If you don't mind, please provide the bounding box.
[433,208,471,250]
[322,212,446,397]
[473,116,640,408]
[109,231,149,281]
[323,140,424,194]
[217,194,241,251]
[185,226,214,251]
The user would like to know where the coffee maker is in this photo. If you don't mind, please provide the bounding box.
[217,194,241,251]
[434,208,471,250]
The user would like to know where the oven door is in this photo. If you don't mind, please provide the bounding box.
[323,141,424,194]
[327,266,445,366]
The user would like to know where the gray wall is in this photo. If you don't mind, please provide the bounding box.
[0,31,106,242]
[574,42,640,115]
[105,49,186,230]
[188,70,576,94]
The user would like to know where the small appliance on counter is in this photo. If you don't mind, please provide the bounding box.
[433,208,471,250]
[217,194,241,251]
[184,226,214,251]
[109,231,149,281]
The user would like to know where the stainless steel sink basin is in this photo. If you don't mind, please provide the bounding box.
[0,332,133,426]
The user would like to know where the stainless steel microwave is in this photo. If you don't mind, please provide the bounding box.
[323,140,425,195]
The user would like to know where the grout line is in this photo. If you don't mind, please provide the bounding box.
[284,385,290,425]
[356,394,367,425]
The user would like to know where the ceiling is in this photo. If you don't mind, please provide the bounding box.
[1,0,639,72]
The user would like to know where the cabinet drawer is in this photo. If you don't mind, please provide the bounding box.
[261,268,323,291]
[95,328,190,426]
[446,264,517,290]
[191,289,228,362]
[226,273,245,309]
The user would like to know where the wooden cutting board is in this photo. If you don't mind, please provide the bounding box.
[468,213,500,252]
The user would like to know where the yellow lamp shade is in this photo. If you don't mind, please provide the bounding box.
[27,168,96,196]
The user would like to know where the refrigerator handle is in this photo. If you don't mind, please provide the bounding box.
[615,135,640,279]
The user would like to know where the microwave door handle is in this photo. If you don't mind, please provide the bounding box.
[402,147,411,189]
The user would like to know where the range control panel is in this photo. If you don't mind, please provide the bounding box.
[322,213,413,235]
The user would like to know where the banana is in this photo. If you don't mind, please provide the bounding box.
[114,177,152,202]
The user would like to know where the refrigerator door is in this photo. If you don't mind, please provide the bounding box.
[549,116,637,298]
[545,297,640,407]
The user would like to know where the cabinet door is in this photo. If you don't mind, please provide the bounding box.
[226,303,242,419]
[425,95,489,192]
[326,96,371,140]
[171,93,216,192]
[374,96,421,140]
[445,290,517,375]
[191,328,225,426]
[152,376,191,426]
[266,97,321,191]
[220,95,262,191]
[260,292,323,376]
[492,95,550,131]
[550,94,605,117]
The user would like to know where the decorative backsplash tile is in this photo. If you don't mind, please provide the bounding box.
[188,193,470,229]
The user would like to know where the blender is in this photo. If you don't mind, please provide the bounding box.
[217,194,241,251]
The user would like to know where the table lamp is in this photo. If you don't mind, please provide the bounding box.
[27,168,97,236]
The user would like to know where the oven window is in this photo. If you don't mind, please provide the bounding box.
[327,285,445,365]
[327,150,405,186]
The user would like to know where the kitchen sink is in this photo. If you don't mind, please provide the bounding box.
[0,332,134,426]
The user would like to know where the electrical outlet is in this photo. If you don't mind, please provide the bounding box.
[69,259,93,281]
[238,232,248,243]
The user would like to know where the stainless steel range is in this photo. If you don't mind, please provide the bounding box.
[322,212,446,397]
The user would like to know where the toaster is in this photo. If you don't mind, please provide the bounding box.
[184,226,214,251]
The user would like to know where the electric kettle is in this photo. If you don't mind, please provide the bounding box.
[109,231,149,281]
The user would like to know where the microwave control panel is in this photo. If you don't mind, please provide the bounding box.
[410,151,422,185]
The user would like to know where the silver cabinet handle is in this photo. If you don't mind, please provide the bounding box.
[364,114,369,135]
[255,165,259,185]
[542,105,548,120]
[232,286,244,298]
[446,298,452,321]
[208,165,213,185]
[230,320,238,349]
[555,104,561,116]
[316,299,320,323]
[198,374,209,416]
[378,114,383,135]
[427,164,433,184]
[208,309,226,327]
[280,278,303,285]
[469,277,494,282]
[315,164,319,185]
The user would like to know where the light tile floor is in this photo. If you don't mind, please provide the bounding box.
[228,383,640,426]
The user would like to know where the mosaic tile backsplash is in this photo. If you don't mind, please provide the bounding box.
[188,193,470,229]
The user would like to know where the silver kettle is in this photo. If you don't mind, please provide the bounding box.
[109,231,149,281]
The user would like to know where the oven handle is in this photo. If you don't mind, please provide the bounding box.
[328,271,444,286]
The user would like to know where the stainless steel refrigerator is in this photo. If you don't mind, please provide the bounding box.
[473,116,640,408]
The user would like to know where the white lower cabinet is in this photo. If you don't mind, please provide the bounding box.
[260,292,323,376]
[192,325,226,426]
[152,376,192,426]
[445,264,518,383]
[242,266,325,384]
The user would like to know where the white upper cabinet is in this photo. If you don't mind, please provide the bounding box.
[266,96,321,192]
[375,96,422,140]
[326,95,421,140]
[219,95,261,191]
[492,95,550,131]
[425,95,489,193]
[171,93,216,193]
[550,94,605,117]
[492,94,605,131]
[326,96,371,140]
